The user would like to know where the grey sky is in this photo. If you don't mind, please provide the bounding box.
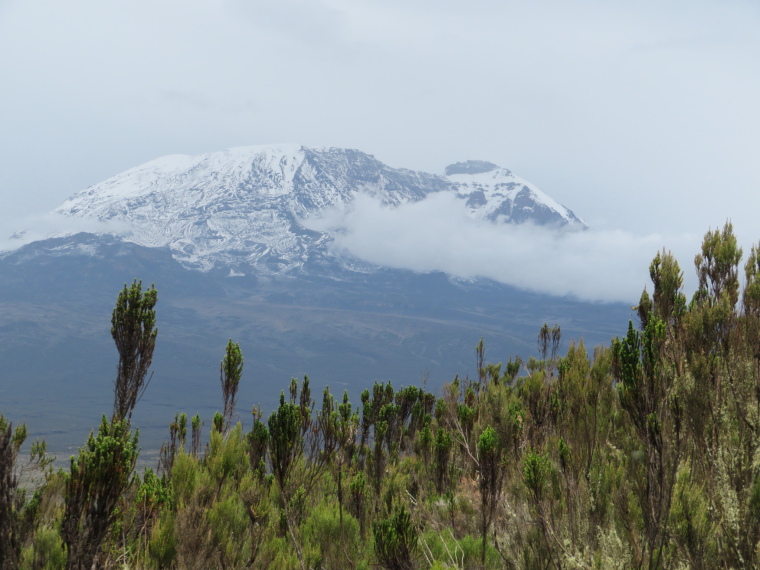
[1,0,759,299]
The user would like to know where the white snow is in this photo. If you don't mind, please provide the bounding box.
[446,166,585,225]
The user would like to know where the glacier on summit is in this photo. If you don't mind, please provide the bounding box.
[52,145,587,275]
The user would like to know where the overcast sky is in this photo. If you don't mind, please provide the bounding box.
[1,0,759,300]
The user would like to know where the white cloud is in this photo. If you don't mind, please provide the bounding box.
[0,214,130,253]
[302,192,702,303]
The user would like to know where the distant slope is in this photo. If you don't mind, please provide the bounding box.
[0,233,628,456]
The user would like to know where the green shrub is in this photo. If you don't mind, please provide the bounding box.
[20,525,66,570]
[373,505,418,570]
[147,509,176,568]
[303,500,362,569]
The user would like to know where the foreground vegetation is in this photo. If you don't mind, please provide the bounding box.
[3,221,760,569]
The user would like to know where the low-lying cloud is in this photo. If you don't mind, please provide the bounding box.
[302,192,701,304]
[0,213,130,253]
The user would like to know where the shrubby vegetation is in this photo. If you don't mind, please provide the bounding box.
[2,222,760,568]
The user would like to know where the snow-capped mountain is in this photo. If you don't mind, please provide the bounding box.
[53,145,586,274]
[446,160,582,225]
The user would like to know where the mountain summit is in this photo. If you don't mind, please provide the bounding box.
[444,160,500,175]
[53,145,587,275]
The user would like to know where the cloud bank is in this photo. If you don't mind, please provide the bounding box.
[302,193,701,304]
[0,214,130,253]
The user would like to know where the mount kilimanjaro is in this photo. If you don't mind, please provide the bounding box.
[48,144,586,276]
[0,145,622,455]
